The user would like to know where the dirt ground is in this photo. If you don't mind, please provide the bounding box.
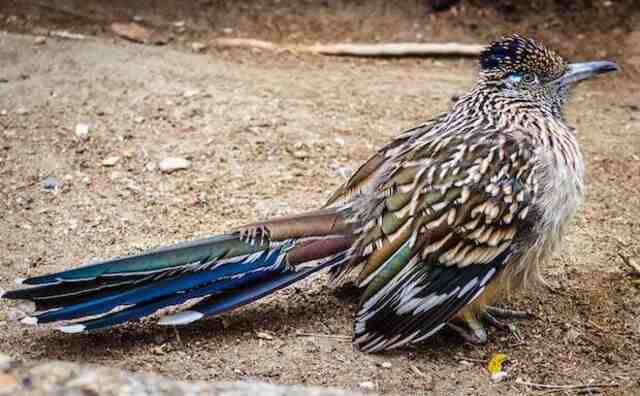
[1,1,639,395]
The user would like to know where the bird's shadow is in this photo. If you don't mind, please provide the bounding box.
[26,283,489,365]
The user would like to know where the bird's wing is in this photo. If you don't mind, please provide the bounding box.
[351,129,540,352]
[325,116,445,207]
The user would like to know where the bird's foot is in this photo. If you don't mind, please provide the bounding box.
[449,306,532,345]
[480,310,522,342]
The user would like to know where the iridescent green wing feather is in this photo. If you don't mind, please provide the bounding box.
[351,130,539,352]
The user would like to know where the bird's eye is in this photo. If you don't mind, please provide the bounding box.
[522,73,537,83]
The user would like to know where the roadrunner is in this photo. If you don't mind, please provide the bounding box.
[3,35,618,352]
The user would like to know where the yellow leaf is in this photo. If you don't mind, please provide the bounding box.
[487,353,507,374]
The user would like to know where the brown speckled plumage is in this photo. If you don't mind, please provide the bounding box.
[2,35,618,353]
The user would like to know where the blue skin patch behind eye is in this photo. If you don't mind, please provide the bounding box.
[506,73,522,83]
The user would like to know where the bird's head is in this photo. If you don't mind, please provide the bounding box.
[478,34,618,113]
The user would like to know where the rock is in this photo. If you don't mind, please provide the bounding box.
[134,116,145,124]
[183,89,199,98]
[173,21,186,28]
[158,157,192,173]
[101,156,120,167]
[256,332,274,340]
[15,107,29,115]
[49,30,86,40]
[6,308,26,321]
[334,165,353,179]
[42,176,63,191]
[111,22,152,43]
[133,15,144,22]
[0,357,362,396]
[34,36,46,45]
[380,361,392,369]
[191,42,208,53]
[75,123,90,140]
[0,353,12,370]
[490,371,508,382]
[358,381,376,390]
[145,162,158,172]
[292,150,309,159]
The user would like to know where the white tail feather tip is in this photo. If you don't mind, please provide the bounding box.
[59,324,86,334]
[158,311,204,326]
[15,278,26,285]
[21,317,38,326]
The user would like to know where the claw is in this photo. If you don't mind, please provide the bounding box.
[480,310,523,342]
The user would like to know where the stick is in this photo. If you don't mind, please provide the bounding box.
[618,252,640,275]
[295,331,351,341]
[515,378,619,391]
[212,38,485,57]
[409,364,427,378]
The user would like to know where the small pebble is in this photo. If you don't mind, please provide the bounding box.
[133,15,144,22]
[183,90,199,98]
[15,107,29,115]
[256,332,274,340]
[158,157,192,173]
[6,308,26,321]
[134,116,145,124]
[75,123,90,140]
[292,150,309,159]
[191,42,207,52]
[0,353,12,370]
[334,165,353,179]
[34,36,46,45]
[380,361,392,369]
[145,162,158,172]
[42,176,63,191]
[173,21,185,28]
[101,156,120,167]
[490,371,508,382]
[358,381,377,390]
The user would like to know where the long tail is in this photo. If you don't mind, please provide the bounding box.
[2,209,354,333]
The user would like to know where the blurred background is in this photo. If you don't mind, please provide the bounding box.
[1,0,639,70]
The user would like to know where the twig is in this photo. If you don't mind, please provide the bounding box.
[516,378,619,392]
[409,364,427,378]
[457,356,486,363]
[618,252,640,275]
[212,38,485,57]
[173,327,183,346]
[295,331,351,341]
[13,180,38,191]
[50,31,87,41]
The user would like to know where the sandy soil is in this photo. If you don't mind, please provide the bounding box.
[1,2,639,395]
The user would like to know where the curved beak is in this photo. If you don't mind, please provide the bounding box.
[555,61,619,86]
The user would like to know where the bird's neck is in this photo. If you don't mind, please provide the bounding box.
[455,85,573,145]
